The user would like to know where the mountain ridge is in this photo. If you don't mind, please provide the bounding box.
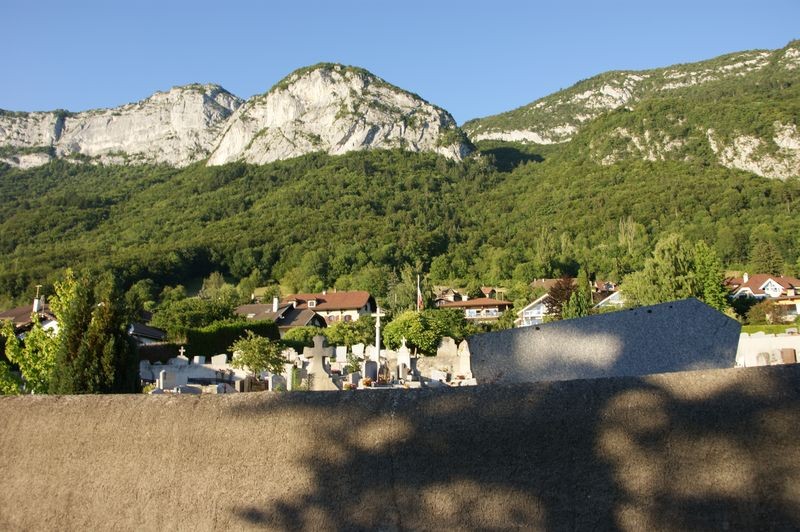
[0,64,471,168]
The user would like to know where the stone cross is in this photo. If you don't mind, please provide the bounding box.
[179,346,186,357]
[304,335,337,391]
[371,306,386,362]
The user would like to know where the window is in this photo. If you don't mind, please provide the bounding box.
[308,300,316,308]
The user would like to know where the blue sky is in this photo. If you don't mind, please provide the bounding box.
[1,1,798,124]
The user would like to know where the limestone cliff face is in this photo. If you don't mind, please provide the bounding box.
[1,85,242,168]
[207,64,470,166]
[0,65,469,169]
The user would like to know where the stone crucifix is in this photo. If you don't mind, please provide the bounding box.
[371,306,386,363]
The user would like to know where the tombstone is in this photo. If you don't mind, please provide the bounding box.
[386,358,398,383]
[365,345,378,363]
[781,348,797,364]
[193,356,206,365]
[469,299,741,384]
[139,360,154,381]
[756,352,771,366]
[268,373,287,392]
[335,346,348,363]
[211,354,228,367]
[378,362,392,384]
[398,363,409,381]
[457,340,473,379]
[363,360,378,381]
[352,343,366,358]
[437,337,458,358]
[396,339,412,372]
[283,363,297,392]
[305,335,338,391]
[158,370,173,390]
[768,351,784,366]
[349,371,362,385]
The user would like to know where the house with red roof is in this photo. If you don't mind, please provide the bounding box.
[727,273,800,321]
[282,290,376,324]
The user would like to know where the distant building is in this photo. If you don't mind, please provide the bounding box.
[282,290,376,324]
[727,273,800,321]
[439,297,513,322]
[0,296,58,338]
[235,297,327,337]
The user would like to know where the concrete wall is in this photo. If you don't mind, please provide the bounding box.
[469,299,740,384]
[1,365,799,530]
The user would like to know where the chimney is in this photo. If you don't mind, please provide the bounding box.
[322,289,327,295]
[272,297,279,313]
[743,272,749,284]
[32,284,42,313]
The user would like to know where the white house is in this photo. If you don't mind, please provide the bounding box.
[515,294,550,327]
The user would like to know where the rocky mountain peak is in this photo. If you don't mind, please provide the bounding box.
[207,63,471,166]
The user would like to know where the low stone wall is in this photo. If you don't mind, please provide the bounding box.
[1,365,799,530]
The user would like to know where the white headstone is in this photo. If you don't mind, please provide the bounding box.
[365,345,378,363]
[457,340,473,378]
[335,346,348,363]
[211,354,228,367]
[193,356,206,365]
[352,343,365,357]
[396,339,412,371]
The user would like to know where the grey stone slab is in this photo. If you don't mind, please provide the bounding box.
[469,298,741,384]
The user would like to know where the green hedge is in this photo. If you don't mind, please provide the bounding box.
[185,319,279,358]
[137,342,182,364]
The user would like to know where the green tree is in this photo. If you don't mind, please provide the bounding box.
[545,276,575,320]
[229,331,285,377]
[0,361,20,394]
[326,316,375,348]
[562,268,591,320]
[622,234,697,306]
[49,270,139,394]
[749,239,784,275]
[1,316,57,393]
[693,241,729,312]
[383,309,468,355]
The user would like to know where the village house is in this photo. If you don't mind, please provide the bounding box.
[235,297,327,337]
[0,295,58,338]
[515,293,550,327]
[282,290,376,324]
[727,273,800,321]
[440,297,513,322]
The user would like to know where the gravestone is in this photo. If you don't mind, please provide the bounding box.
[211,354,227,367]
[352,343,365,358]
[781,348,797,364]
[304,336,338,391]
[430,369,448,383]
[756,352,770,366]
[363,360,378,381]
[268,373,286,392]
[437,337,458,358]
[457,340,472,378]
[386,358,398,383]
[396,339,412,371]
[193,356,206,365]
[469,298,741,384]
[398,363,409,381]
[335,346,348,363]
[768,351,784,366]
[283,363,296,392]
[365,345,378,362]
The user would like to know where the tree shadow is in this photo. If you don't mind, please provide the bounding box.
[225,364,800,530]
[481,146,544,172]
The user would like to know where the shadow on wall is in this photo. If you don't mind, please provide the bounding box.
[226,365,800,530]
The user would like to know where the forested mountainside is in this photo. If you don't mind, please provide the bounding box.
[2,144,798,308]
[464,40,800,179]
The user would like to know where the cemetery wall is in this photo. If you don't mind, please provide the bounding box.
[1,365,799,530]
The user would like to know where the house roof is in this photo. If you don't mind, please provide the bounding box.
[283,291,374,312]
[727,274,800,296]
[529,279,561,292]
[440,297,513,310]
[0,303,55,330]
[234,304,325,330]
[128,323,167,341]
